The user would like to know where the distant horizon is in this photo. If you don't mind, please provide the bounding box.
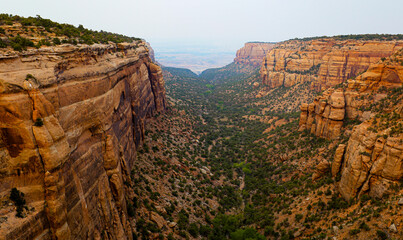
[2,0,402,73]
[2,0,402,53]
[1,13,402,73]
[152,33,403,74]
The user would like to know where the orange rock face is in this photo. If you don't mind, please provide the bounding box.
[260,39,403,91]
[298,49,403,140]
[298,89,345,139]
[300,49,403,200]
[0,42,166,239]
[234,42,275,66]
[337,122,403,200]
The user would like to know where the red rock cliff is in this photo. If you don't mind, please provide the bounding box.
[0,41,166,239]
[300,49,403,200]
[260,39,403,91]
[234,42,275,67]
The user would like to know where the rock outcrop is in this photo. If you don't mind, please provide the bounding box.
[299,48,403,139]
[331,144,346,177]
[260,39,403,91]
[234,42,275,67]
[0,41,166,239]
[301,49,403,199]
[298,89,346,139]
[145,41,156,62]
[337,122,402,200]
[312,160,330,181]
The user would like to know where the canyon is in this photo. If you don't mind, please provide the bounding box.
[0,15,402,240]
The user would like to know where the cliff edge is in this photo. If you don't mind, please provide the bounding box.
[234,42,275,67]
[260,38,403,91]
[0,41,166,239]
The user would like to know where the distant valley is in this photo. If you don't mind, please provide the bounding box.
[154,46,235,74]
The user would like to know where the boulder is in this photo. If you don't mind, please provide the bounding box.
[329,91,345,108]
[312,160,330,181]
[332,144,346,177]
[389,223,397,233]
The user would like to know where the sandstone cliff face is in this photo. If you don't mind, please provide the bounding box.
[234,42,275,67]
[0,42,166,239]
[144,42,155,63]
[301,49,403,199]
[337,121,402,200]
[260,39,403,91]
[299,49,403,139]
[298,90,345,139]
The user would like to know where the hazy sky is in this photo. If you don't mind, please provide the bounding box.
[2,0,402,52]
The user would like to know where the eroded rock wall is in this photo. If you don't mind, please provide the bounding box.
[299,49,403,139]
[337,123,403,200]
[0,42,166,239]
[234,42,275,67]
[260,39,403,91]
[302,49,403,199]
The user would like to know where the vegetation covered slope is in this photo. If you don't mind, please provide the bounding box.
[0,14,140,51]
[124,60,402,240]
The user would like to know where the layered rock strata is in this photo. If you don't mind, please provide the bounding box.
[304,50,403,199]
[299,49,403,139]
[0,42,166,239]
[260,39,403,91]
[234,42,275,66]
[337,122,402,199]
[298,90,345,139]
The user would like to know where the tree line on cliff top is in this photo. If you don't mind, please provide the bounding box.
[291,33,403,42]
[0,14,140,50]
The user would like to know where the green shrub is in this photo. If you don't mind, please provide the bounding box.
[360,194,371,203]
[199,224,211,237]
[10,188,26,218]
[177,209,189,230]
[188,223,199,238]
[295,214,303,222]
[349,229,360,235]
[10,188,25,206]
[376,230,387,240]
[0,38,7,48]
[264,226,278,237]
[127,201,135,217]
[34,118,44,127]
[167,233,174,240]
[25,73,37,83]
[359,221,370,231]
[327,195,349,210]
[52,37,61,45]
[230,227,265,240]
[10,35,34,51]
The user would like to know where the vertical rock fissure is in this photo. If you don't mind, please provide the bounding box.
[147,65,159,115]
[26,90,46,173]
[27,88,71,239]
[26,89,57,239]
[355,156,377,198]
